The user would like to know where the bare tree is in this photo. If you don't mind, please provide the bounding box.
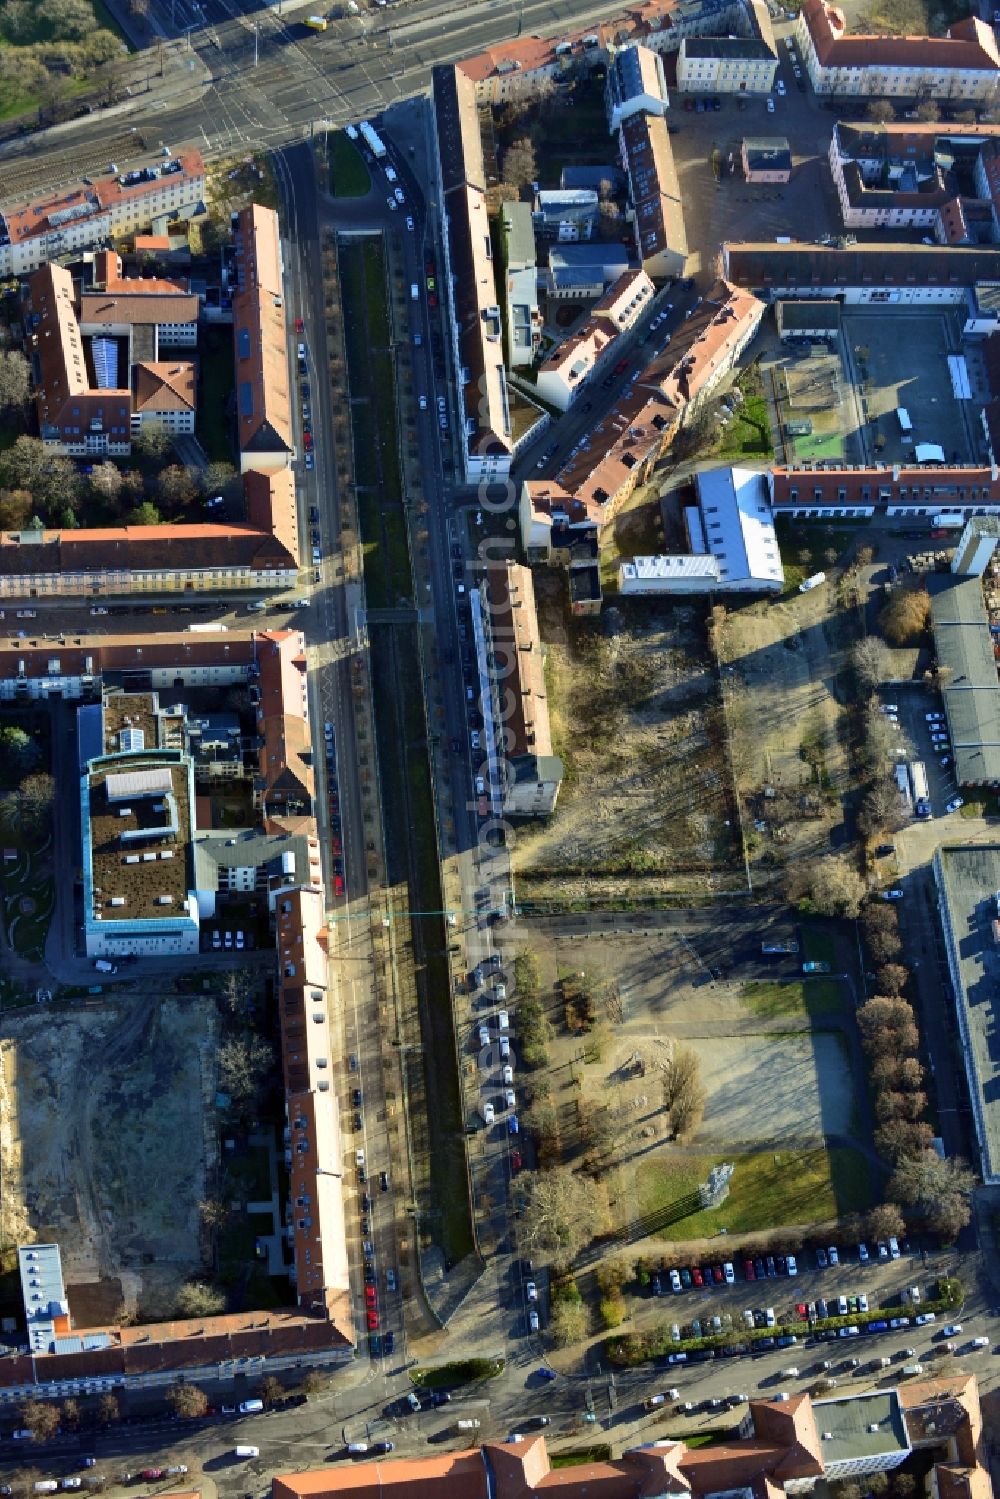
[89,461,124,508]
[260,1374,284,1406]
[790,854,866,918]
[875,1117,934,1165]
[879,588,931,645]
[865,1201,905,1242]
[875,964,909,997]
[915,100,940,123]
[165,1383,209,1418]
[95,1393,121,1426]
[20,1398,59,1442]
[174,1280,225,1318]
[218,1033,275,1106]
[0,349,30,423]
[865,100,895,123]
[503,136,538,190]
[852,639,890,692]
[888,1151,975,1236]
[514,1167,609,1258]
[550,1297,589,1346]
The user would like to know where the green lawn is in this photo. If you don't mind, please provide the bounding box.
[329,130,371,198]
[225,1145,273,1203]
[800,925,838,969]
[197,326,235,464]
[718,391,773,461]
[552,1447,613,1468]
[637,1147,871,1241]
[740,978,843,1021]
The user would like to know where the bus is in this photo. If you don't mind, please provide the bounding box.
[909,760,930,817]
[304,14,328,29]
[359,119,387,159]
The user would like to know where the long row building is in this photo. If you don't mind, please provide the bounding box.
[3,627,353,1392]
[273,1381,993,1499]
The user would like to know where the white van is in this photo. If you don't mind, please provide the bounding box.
[799,571,826,593]
[239,1398,264,1414]
[410,283,419,301]
[781,1367,799,1378]
[348,1442,369,1454]
[902,1363,924,1376]
[457,1418,481,1430]
[34,1487,58,1495]
[235,1445,260,1458]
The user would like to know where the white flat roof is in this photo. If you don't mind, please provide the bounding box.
[697,466,784,586]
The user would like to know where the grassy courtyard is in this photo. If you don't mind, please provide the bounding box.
[636,1146,872,1242]
[328,129,371,198]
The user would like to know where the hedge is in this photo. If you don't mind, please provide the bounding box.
[606,1281,963,1367]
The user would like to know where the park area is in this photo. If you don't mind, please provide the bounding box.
[0,996,218,1322]
[0,0,126,123]
[508,922,873,1260]
[511,595,742,906]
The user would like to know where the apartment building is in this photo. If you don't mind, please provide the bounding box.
[81,749,200,957]
[25,252,200,454]
[524,279,762,534]
[471,562,563,816]
[455,0,774,104]
[618,110,689,278]
[677,0,778,93]
[431,66,513,485]
[724,239,1000,301]
[233,204,294,473]
[0,150,206,279]
[533,188,599,241]
[256,629,315,830]
[828,121,1000,235]
[546,243,632,300]
[26,263,132,457]
[270,1379,993,1499]
[535,268,655,409]
[768,462,1000,515]
[500,203,541,367]
[796,0,1000,100]
[0,459,297,600]
[605,43,670,129]
[276,885,351,1319]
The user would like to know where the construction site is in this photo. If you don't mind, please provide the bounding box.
[0,995,218,1325]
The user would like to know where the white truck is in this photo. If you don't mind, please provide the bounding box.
[359,120,387,159]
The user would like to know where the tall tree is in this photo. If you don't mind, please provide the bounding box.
[888,1152,975,1236]
[0,349,30,424]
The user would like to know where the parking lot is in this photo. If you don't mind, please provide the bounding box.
[878,685,961,823]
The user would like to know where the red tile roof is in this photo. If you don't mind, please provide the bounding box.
[801,0,999,71]
[0,150,205,247]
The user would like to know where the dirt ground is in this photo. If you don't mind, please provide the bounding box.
[719,586,853,880]
[0,996,218,1317]
[512,925,857,1174]
[691,1033,852,1143]
[512,588,741,901]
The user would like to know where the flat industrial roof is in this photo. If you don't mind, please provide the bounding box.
[813,1392,908,1466]
[930,576,1000,785]
[935,843,1000,1183]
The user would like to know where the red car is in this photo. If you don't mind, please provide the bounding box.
[366,1285,377,1308]
[428,291,438,309]
[691,1266,703,1287]
[142,1473,166,1483]
[510,1148,522,1172]
[744,1258,755,1281]
[711,1265,724,1284]
[331,833,342,855]
[303,431,313,450]
[334,873,345,896]
[796,1303,808,1320]
[295,317,304,334]
[366,1308,379,1330]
